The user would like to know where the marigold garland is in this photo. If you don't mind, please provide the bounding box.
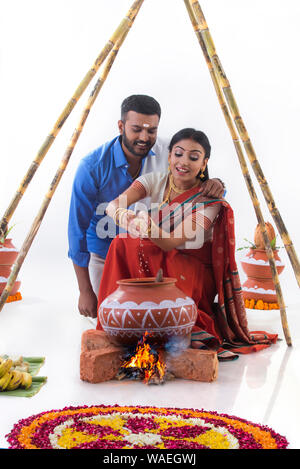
[244,298,279,310]
[6,292,22,303]
[6,404,288,450]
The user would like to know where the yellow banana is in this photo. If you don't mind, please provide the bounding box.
[6,370,23,391]
[0,359,13,378]
[20,372,32,389]
[0,371,13,391]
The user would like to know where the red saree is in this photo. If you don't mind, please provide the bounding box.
[96,187,277,360]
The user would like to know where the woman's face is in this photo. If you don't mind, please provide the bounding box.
[168,138,208,184]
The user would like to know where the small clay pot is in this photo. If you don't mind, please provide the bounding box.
[0,238,21,296]
[242,277,278,303]
[241,248,284,279]
[241,248,284,303]
[0,239,18,265]
[98,277,198,346]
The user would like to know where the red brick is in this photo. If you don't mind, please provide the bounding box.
[80,347,123,383]
[81,329,119,352]
[165,349,218,382]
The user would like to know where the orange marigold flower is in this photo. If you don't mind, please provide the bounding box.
[255,300,264,310]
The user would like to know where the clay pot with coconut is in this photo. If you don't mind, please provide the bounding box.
[98,277,198,346]
[240,223,284,304]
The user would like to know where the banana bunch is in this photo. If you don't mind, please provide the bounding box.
[0,356,32,391]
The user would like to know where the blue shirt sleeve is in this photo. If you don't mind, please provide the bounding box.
[68,159,100,267]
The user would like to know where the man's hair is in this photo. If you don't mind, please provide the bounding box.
[121,94,161,121]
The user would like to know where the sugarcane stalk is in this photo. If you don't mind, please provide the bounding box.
[0,6,141,313]
[0,0,145,239]
[184,0,292,346]
[187,0,300,290]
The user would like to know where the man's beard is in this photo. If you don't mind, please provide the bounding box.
[122,131,152,158]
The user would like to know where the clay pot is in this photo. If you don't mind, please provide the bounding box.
[0,238,21,296]
[241,248,284,303]
[98,277,198,346]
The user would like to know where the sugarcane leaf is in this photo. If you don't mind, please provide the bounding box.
[0,224,17,244]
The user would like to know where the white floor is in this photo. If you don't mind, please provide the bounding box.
[0,255,300,450]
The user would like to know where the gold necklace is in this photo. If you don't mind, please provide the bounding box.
[169,174,200,194]
[158,173,200,210]
[131,162,142,180]
[169,173,200,194]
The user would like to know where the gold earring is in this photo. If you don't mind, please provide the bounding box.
[200,168,205,179]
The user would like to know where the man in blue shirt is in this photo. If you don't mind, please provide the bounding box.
[68,95,225,319]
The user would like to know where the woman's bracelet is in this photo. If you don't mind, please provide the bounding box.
[147,218,152,237]
[112,207,127,226]
[113,207,137,229]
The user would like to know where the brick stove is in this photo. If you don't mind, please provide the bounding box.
[80,329,218,384]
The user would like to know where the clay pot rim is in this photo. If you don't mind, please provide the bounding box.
[248,247,279,253]
[116,277,177,287]
[0,238,13,246]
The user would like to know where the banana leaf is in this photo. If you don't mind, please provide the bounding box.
[23,356,45,376]
[3,376,47,397]
[0,356,47,397]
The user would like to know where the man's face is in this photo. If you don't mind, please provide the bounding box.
[118,110,159,159]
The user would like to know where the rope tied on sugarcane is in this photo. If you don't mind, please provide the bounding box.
[0,0,145,313]
[184,0,292,346]
[0,0,145,238]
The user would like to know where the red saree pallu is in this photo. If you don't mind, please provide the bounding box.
[97,186,277,360]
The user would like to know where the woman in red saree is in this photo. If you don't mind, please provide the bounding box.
[97,128,277,360]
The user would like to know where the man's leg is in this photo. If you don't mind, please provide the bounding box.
[88,253,106,296]
[87,253,106,325]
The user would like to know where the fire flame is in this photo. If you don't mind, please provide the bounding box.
[122,331,166,384]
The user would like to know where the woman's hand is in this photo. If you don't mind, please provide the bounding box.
[127,211,149,237]
[117,209,136,232]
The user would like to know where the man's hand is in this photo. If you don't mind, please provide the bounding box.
[73,263,98,318]
[200,178,225,199]
[78,289,98,318]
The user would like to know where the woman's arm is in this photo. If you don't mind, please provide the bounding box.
[106,182,145,216]
[106,181,147,232]
[146,203,221,251]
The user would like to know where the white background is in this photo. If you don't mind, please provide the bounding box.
[0,1,300,450]
[0,0,299,303]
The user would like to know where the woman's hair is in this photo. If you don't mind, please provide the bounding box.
[121,95,161,121]
[168,128,211,180]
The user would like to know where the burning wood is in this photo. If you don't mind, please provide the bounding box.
[116,331,172,384]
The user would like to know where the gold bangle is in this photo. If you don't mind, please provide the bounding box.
[147,218,152,237]
[112,207,127,226]
[119,209,129,227]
